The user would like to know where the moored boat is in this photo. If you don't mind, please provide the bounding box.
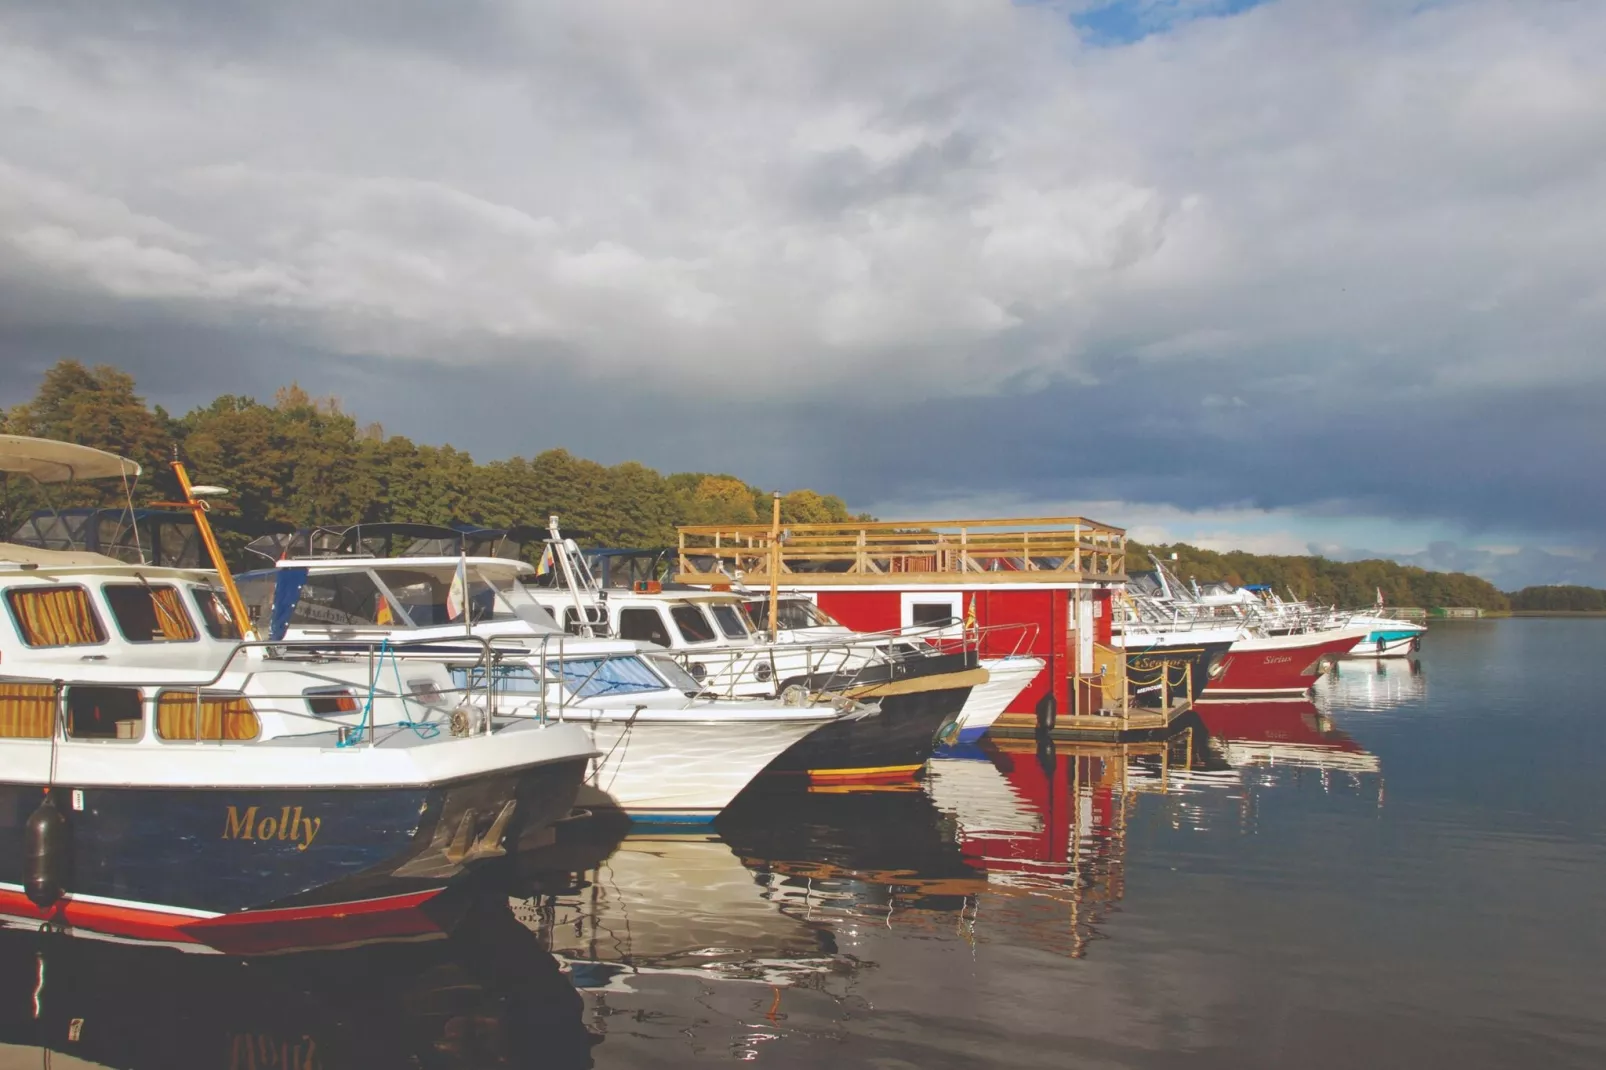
[0,437,597,953]
[236,553,847,824]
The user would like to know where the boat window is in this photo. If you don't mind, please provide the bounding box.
[556,657,666,698]
[618,607,672,647]
[304,688,359,716]
[103,584,199,643]
[156,692,261,741]
[190,585,243,640]
[669,604,717,644]
[746,598,840,631]
[371,566,521,626]
[284,572,387,627]
[0,683,56,738]
[709,603,750,639]
[645,654,703,693]
[6,586,107,648]
[66,686,144,740]
[450,665,556,701]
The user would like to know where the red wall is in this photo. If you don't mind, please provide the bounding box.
[813,587,1074,717]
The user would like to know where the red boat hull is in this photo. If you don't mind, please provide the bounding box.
[1199,632,1365,700]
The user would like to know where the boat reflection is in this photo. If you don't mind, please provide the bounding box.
[1196,701,1382,775]
[0,895,597,1070]
[718,789,990,953]
[924,739,1189,957]
[1318,656,1427,712]
[513,832,839,988]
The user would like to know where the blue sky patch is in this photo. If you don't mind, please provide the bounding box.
[1068,0,1273,46]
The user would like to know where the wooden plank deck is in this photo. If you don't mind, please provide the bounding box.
[991,704,1192,743]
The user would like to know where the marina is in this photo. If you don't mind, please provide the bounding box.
[1,618,1600,1067]
[0,431,1598,1067]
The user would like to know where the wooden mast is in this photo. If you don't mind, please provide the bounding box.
[163,457,255,641]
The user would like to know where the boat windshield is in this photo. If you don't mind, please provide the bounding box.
[373,565,524,626]
[709,602,751,639]
[645,653,703,693]
[745,597,840,631]
[668,603,717,644]
[556,656,668,698]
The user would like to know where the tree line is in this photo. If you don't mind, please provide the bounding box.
[1506,586,1606,612]
[1127,541,1512,611]
[2,361,1587,610]
[0,361,858,562]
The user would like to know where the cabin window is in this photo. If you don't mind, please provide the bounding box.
[709,604,750,640]
[6,586,107,648]
[0,683,57,739]
[304,688,359,716]
[556,657,665,698]
[669,605,716,644]
[156,691,261,741]
[190,585,243,640]
[617,607,672,646]
[66,686,144,740]
[103,584,199,643]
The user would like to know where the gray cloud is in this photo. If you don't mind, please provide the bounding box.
[1,0,1602,581]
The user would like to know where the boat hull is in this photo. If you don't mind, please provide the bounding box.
[755,686,971,785]
[0,758,588,954]
[1120,640,1233,708]
[953,657,1045,742]
[553,714,836,824]
[1198,631,1369,701]
[1344,629,1423,658]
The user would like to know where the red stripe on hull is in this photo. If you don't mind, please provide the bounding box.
[0,887,448,955]
[1200,633,1361,699]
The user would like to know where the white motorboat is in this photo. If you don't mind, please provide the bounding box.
[235,554,844,824]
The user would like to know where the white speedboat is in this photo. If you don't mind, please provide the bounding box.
[235,554,844,824]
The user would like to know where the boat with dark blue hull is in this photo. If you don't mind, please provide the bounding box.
[0,436,598,953]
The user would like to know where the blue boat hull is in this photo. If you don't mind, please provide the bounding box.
[0,759,587,953]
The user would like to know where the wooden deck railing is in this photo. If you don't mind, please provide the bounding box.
[675,516,1126,586]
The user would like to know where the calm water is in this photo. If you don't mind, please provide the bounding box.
[4,619,1603,1068]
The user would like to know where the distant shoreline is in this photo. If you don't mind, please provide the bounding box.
[1506,611,1606,618]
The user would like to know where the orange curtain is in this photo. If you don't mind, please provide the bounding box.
[8,588,105,647]
[0,683,56,738]
[148,586,198,641]
[157,693,260,741]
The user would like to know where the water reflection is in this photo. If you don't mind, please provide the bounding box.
[515,832,839,987]
[1319,655,1426,711]
[0,895,596,1070]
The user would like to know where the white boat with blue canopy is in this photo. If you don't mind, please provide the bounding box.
[235,553,847,825]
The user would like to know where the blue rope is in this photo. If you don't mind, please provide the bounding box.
[337,638,441,746]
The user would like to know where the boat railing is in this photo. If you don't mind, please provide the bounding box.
[660,619,983,701]
[0,633,589,744]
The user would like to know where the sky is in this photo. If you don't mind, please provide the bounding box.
[0,0,1602,590]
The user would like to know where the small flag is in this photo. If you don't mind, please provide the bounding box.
[537,544,555,577]
[447,556,468,621]
[376,598,393,626]
[964,595,977,631]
